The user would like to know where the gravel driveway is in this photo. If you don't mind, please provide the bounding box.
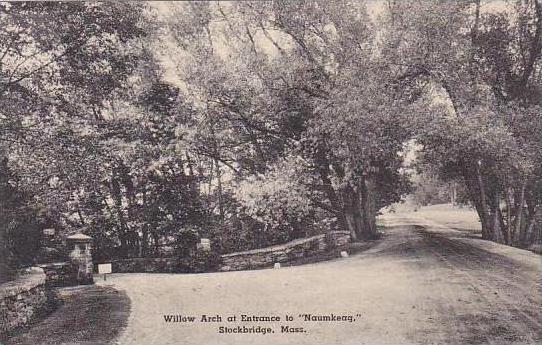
[99,213,542,345]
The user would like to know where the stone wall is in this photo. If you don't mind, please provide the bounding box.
[0,267,52,336]
[107,253,221,274]
[105,231,351,274]
[38,262,76,287]
[220,231,351,271]
[110,257,184,273]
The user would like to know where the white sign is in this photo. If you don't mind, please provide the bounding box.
[98,263,112,274]
[200,238,211,251]
[43,228,55,236]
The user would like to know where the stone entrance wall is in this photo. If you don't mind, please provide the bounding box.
[110,257,181,273]
[220,231,351,271]
[107,231,351,274]
[0,267,52,337]
[34,232,94,287]
[38,262,77,287]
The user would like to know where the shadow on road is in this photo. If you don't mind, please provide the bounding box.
[3,285,130,345]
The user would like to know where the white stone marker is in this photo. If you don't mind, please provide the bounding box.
[274,263,281,269]
[340,251,349,258]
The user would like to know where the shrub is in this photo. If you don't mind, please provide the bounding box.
[180,250,222,273]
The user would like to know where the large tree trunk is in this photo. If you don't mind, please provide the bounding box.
[342,187,362,242]
[488,192,506,244]
[474,162,493,240]
[341,177,379,242]
[343,208,360,242]
[360,177,378,240]
[463,168,490,239]
[463,163,509,243]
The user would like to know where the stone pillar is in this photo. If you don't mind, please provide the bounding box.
[66,233,93,285]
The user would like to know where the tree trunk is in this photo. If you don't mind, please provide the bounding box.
[342,188,362,242]
[140,190,148,257]
[153,232,160,256]
[360,177,378,240]
[216,159,224,223]
[140,228,148,257]
[343,210,362,242]
[524,205,542,246]
[475,162,492,239]
[464,167,490,239]
[111,170,129,258]
[340,177,379,242]
[313,142,351,236]
[514,181,527,246]
[505,186,513,245]
[488,191,506,244]
[451,182,457,206]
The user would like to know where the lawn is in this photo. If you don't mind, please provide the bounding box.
[413,203,482,233]
[3,285,130,345]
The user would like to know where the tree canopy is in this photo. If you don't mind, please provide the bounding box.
[1,0,541,275]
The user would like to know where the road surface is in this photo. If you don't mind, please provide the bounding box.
[100,212,542,345]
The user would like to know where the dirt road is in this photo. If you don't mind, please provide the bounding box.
[100,213,541,345]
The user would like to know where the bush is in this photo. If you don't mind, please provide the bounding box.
[180,250,222,273]
[174,227,200,257]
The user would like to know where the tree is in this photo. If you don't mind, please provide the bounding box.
[160,0,414,242]
[0,2,149,264]
[383,0,542,247]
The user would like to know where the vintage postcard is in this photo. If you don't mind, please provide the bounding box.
[1,1,541,345]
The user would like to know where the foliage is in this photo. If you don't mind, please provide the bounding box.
[385,0,542,246]
[234,156,316,239]
[0,158,43,281]
[0,2,150,264]
[180,250,222,274]
[2,0,541,269]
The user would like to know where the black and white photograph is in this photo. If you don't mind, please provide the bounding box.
[0,1,541,344]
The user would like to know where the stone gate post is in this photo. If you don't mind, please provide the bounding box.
[66,233,94,285]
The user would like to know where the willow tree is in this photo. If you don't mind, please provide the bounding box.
[162,0,413,242]
[382,0,542,247]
